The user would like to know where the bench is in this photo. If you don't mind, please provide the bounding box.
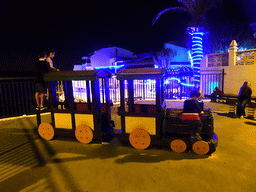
[246,102,256,119]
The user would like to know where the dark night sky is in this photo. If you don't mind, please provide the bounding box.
[0,0,255,77]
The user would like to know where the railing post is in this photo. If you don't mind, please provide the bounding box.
[228,40,238,66]
[222,68,225,93]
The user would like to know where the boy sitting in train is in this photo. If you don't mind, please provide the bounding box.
[182,89,204,142]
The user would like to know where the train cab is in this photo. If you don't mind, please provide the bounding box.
[37,70,112,144]
[116,68,218,155]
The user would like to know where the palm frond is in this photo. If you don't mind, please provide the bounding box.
[153,0,223,27]
[152,7,187,26]
[179,0,196,16]
[197,0,223,15]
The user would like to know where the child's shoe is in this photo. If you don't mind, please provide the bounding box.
[191,134,203,142]
[195,133,203,141]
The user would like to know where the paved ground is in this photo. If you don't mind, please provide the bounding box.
[0,101,256,192]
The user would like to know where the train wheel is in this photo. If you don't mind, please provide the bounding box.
[170,139,187,153]
[38,122,54,140]
[192,141,210,155]
[75,124,93,144]
[129,128,151,150]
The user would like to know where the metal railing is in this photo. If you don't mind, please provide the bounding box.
[236,49,256,65]
[72,75,199,103]
[1,73,201,119]
[200,69,225,96]
[0,77,36,118]
[207,52,229,67]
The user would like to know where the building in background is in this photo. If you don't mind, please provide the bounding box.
[200,40,256,97]
[74,44,192,72]
[72,44,196,101]
[73,47,136,72]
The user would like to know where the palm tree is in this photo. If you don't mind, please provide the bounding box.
[152,0,222,87]
[153,48,177,69]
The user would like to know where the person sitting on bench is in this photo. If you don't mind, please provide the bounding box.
[210,87,223,102]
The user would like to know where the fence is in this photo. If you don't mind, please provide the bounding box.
[73,78,157,104]
[207,53,228,67]
[201,41,256,96]
[0,72,205,119]
[0,77,36,118]
[72,72,195,103]
[236,49,256,65]
[200,69,225,96]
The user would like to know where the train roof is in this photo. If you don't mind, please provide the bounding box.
[116,68,166,80]
[44,70,112,81]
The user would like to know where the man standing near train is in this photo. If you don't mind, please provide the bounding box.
[34,50,52,110]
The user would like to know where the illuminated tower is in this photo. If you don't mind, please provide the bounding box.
[187,27,207,88]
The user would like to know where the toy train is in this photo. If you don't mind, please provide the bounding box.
[37,68,218,155]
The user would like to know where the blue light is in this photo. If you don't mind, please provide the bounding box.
[193,58,204,61]
[192,40,203,44]
[192,36,203,40]
[192,51,203,54]
[192,32,205,36]
[192,48,203,51]
[192,44,203,47]
[170,77,181,82]
[165,77,195,87]
[189,29,207,86]
[94,65,125,70]
[181,82,195,87]
[193,54,204,57]
[209,82,219,93]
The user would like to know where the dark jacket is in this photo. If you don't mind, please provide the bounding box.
[238,86,252,102]
[183,99,202,113]
[34,60,52,83]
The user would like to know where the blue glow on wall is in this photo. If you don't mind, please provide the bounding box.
[94,65,125,70]
[209,82,219,93]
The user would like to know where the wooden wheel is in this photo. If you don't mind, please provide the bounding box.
[170,139,187,153]
[75,124,93,144]
[129,128,151,150]
[192,141,210,155]
[38,122,54,140]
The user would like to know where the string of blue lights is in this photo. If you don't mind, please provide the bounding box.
[189,30,206,86]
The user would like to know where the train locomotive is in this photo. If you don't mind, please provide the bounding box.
[37,68,218,155]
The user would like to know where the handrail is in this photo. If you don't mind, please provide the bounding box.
[0,77,34,81]
[220,94,256,102]
[0,77,36,119]
[236,49,256,53]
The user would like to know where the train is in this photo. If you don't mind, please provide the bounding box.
[36,68,218,155]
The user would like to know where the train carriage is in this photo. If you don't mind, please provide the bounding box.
[116,68,165,149]
[37,70,113,144]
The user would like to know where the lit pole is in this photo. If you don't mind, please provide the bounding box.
[187,27,208,88]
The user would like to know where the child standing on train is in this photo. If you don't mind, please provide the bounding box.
[183,89,204,142]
